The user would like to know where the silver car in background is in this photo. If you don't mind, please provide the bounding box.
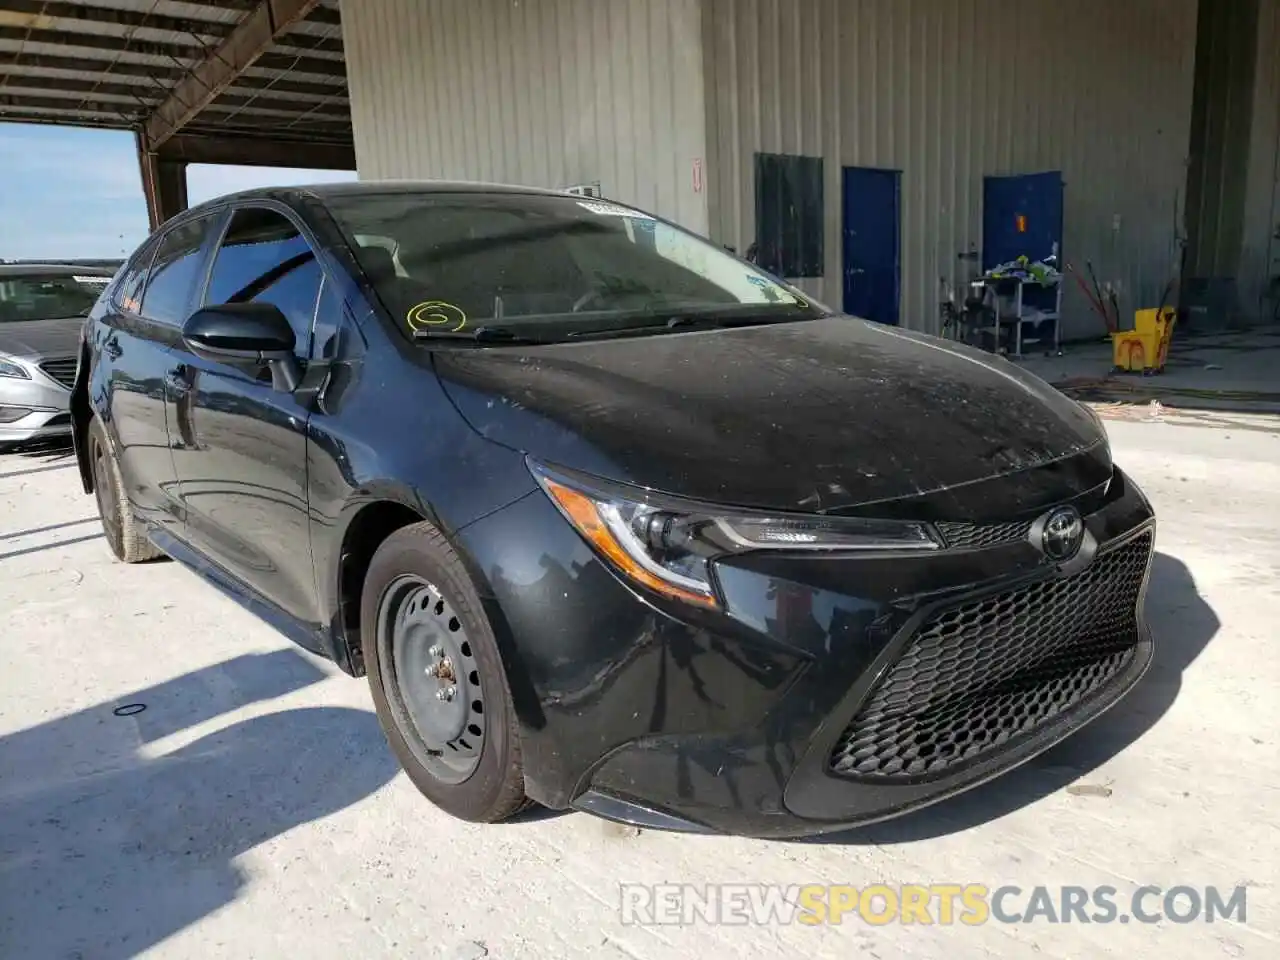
[0,264,115,451]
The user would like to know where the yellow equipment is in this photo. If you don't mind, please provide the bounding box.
[1112,307,1176,375]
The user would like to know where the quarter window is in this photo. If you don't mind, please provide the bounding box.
[114,237,160,314]
[141,216,217,325]
[205,207,323,355]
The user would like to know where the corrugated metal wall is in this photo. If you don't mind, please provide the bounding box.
[702,0,1200,337]
[1242,0,1280,316]
[341,0,709,233]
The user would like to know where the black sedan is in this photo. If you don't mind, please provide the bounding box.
[71,182,1155,838]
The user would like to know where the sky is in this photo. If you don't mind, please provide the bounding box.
[0,123,357,261]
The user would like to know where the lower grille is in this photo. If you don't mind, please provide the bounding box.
[830,531,1153,781]
[39,357,77,390]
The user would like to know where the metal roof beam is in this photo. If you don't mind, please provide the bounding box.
[0,0,232,42]
[173,0,342,26]
[0,25,342,76]
[0,51,345,92]
[142,0,332,149]
[0,91,136,120]
[1,71,348,113]
[0,51,181,81]
[158,131,354,169]
[0,24,203,60]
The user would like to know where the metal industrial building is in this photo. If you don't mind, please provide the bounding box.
[342,0,1280,338]
[2,0,1279,339]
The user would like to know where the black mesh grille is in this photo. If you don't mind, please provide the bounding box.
[830,531,1152,781]
[39,357,77,390]
[936,519,1035,550]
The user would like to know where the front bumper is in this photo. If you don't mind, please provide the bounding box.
[455,466,1156,838]
[0,365,73,445]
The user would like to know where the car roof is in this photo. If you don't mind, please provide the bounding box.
[0,262,116,277]
[179,179,576,219]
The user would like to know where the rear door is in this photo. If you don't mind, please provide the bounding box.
[165,203,327,626]
[97,214,221,532]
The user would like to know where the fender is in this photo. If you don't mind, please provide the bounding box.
[318,478,536,676]
[70,338,95,494]
[71,330,127,494]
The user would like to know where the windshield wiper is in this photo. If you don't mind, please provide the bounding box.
[566,312,815,342]
[411,325,548,345]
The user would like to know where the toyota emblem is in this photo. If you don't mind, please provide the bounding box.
[1040,506,1085,561]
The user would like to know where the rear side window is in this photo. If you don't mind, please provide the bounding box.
[205,207,323,355]
[115,238,160,313]
[140,215,217,325]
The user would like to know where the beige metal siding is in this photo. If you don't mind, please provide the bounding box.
[703,0,1199,337]
[342,0,709,233]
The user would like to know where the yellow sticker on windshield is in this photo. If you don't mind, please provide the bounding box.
[407,301,467,333]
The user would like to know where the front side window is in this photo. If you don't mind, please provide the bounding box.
[0,272,110,323]
[205,207,323,355]
[326,192,828,343]
[141,215,217,325]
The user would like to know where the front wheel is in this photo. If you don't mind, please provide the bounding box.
[361,521,527,822]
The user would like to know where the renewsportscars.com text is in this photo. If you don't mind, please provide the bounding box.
[619,883,1249,927]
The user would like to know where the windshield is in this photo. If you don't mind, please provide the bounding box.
[0,273,110,323]
[325,192,829,341]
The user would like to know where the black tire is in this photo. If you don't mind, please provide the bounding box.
[361,521,527,822]
[87,416,164,563]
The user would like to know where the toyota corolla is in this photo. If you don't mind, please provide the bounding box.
[71,183,1155,838]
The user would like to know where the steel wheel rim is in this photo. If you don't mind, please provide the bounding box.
[377,575,486,784]
[92,438,121,546]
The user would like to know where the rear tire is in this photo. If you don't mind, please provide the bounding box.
[361,521,527,822]
[88,416,164,564]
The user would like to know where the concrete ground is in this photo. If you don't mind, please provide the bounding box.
[2,417,1278,959]
[1016,324,1280,415]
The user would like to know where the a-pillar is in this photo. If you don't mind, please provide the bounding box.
[135,131,189,231]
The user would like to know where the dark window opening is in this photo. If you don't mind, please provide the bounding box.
[754,153,824,279]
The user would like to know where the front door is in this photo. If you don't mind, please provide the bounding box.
[842,166,901,325]
[166,204,325,627]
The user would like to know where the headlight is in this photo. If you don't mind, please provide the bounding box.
[529,459,940,609]
[0,358,31,380]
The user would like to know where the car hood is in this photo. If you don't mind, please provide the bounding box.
[0,317,84,360]
[431,316,1110,517]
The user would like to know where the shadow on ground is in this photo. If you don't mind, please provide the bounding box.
[806,551,1219,844]
[0,649,399,959]
[0,441,78,480]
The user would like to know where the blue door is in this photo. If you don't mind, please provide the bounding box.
[842,166,901,325]
[982,171,1064,270]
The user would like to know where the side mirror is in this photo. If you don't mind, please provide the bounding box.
[183,302,301,392]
